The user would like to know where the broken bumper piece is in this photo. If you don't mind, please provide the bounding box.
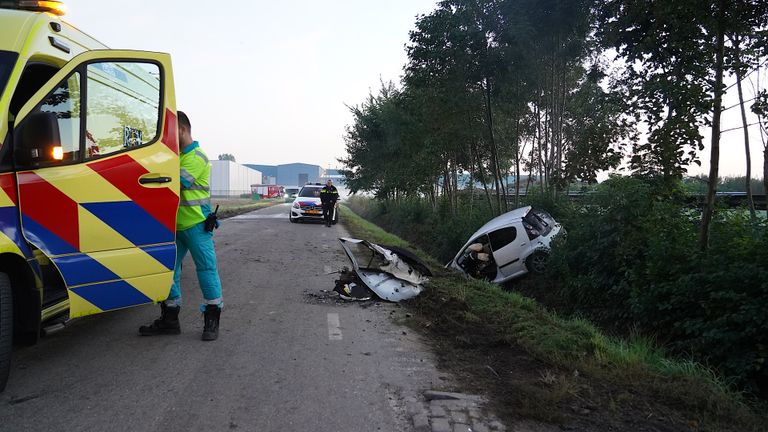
[336,238,430,302]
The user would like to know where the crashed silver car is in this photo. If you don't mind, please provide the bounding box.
[447,206,563,283]
[336,238,431,302]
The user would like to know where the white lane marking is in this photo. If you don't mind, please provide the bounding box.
[327,313,342,340]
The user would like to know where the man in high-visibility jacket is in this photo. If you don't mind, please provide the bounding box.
[139,111,223,341]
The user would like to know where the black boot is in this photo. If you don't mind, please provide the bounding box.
[139,303,181,336]
[202,305,221,341]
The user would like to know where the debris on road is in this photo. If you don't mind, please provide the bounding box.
[335,238,431,302]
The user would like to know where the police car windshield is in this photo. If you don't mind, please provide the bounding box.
[0,51,18,101]
[299,187,321,198]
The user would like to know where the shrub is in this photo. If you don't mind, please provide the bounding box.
[547,177,768,391]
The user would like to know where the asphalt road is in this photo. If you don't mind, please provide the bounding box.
[0,204,448,432]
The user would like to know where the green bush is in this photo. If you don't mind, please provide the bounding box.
[347,183,768,391]
[547,177,768,391]
[345,195,495,262]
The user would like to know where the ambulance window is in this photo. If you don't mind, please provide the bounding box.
[85,62,161,159]
[0,51,19,102]
[9,63,59,116]
[14,72,81,167]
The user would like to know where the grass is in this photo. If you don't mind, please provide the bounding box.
[212,198,282,219]
[339,203,767,431]
[339,206,444,269]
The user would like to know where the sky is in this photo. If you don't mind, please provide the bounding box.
[66,0,439,171]
[64,0,765,178]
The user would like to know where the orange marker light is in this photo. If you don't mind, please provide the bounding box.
[37,0,66,15]
[52,146,64,160]
[17,0,67,16]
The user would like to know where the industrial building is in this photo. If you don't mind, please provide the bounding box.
[210,160,263,197]
[245,163,325,187]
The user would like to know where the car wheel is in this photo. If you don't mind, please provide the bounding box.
[289,213,297,223]
[525,251,549,274]
[0,272,13,392]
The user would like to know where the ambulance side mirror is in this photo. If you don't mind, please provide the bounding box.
[14,112,62,168]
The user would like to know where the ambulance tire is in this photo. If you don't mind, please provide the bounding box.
[0,272,12,392]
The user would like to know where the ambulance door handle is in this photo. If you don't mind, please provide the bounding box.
[139,176,172,184]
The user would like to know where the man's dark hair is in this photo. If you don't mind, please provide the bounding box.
[177,110,191,131]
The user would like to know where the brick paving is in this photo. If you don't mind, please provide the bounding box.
[406,391,506,432]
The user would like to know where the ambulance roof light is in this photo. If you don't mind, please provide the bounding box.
[9,0,67,16]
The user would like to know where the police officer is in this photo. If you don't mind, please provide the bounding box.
[139,111,224,341]
[320,179,339,227]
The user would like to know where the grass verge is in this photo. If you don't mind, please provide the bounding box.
[340,204,766,432]
[213,199,282,219]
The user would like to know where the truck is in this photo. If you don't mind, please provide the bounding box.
[250,184,284,199]
[0,0,181,390]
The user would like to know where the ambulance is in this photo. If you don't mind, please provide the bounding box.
[0,0,180,390]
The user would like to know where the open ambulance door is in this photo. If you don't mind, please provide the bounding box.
[12,50,179,318]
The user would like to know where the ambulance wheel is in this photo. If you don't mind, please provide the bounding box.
[0,272,13,392]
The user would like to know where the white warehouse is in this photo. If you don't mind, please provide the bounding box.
[209,160,263,197]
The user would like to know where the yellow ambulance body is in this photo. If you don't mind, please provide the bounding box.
[0,0,180,390]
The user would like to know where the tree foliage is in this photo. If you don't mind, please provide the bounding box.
[340,0,768,394]
[342,0,632,214]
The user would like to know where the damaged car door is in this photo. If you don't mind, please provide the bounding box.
[487,226,528,281]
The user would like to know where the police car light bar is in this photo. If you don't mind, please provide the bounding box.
[0,0,66,15]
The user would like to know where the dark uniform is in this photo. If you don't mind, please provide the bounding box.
[320,183,339,227]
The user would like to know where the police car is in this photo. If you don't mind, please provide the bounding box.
[289,183,338,224]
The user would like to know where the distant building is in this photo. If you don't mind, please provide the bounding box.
[245,163,325,187]
[277,163,324,186]
[210,160,263,197]
[245,164,277,179]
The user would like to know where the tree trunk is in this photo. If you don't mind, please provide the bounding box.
[764,147,768,217]
[700,9,725,251]
[733,37,757,221]
[514,118,521,208]
[483,78,504,214]
[472,141,494,214]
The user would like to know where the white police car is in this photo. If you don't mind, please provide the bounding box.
[289,184,339,224]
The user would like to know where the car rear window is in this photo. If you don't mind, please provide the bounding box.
[523,209,553,238]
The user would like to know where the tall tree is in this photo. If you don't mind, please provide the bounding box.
[726,0,768,221]
[596,0,714,189]
[701,0,727,251]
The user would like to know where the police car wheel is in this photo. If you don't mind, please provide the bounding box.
[0,272,13,392]
[289,213,297,223]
